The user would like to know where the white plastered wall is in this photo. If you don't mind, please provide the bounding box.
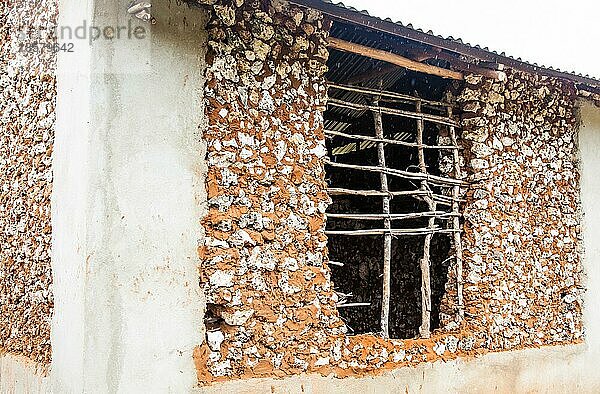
[578,101,600,357]
[50,0,208,392]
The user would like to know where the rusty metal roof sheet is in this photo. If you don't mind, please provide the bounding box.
[291,0,600,88]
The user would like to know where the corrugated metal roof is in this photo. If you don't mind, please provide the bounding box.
[324,22,452,145]
[325,23,406,134]
[291,0,600,88]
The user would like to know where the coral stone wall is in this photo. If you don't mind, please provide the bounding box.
[196,0,345,382]
[195,1,585,384]
[0,0,56,365]
[457,71,584,349]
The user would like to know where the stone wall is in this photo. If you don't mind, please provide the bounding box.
[457,71,584,349]
[0,0,56,366]
[195,0,586,383]
[195,0,346,382]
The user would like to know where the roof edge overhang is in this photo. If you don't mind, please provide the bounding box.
[291,0,600,91]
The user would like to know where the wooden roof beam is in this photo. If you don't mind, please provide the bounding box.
[402,45,506,80]
[327,37,464,80]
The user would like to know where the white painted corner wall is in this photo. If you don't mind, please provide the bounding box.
[49,0,209,392]
[577,101,600,354]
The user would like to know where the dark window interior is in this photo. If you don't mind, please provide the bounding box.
[324,21,460,338]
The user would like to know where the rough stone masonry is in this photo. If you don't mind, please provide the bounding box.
[0,0,56,366]
[195,0,586,385]
[455,71,584,350]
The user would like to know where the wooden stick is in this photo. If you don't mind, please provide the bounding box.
[327,187,428,197]
[326,212,458,220]
[325,228,458,236]
[373,105,392,339]
[328,82,451,108]
[448,106,465,321]
[327,98,459,127]
[327,37,464,80]
[336,303,371,308]
[326,187,462,205]
[324,159,467,187]
[325,129,459,150]
[429,194,457,205]
[416,100,433,339]
[402,46,506,81]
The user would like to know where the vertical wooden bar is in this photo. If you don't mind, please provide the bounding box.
[448,107,465,321]
[373,103,392,338]
[416,101,434,339]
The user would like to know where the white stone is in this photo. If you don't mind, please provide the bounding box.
[471,159,489,169]
[259,91,275,113]
[433,342,446,356]
[309,142,327,158]
[445,336,459,353]
[209,271,234,287]
[207,330,225,351]
[392,349,406,362]
[222,309,254,326]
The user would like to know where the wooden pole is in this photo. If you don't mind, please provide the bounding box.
[327,98,459,127]
[417,100,434,339]
[328,82,451,108]
[373,102,392,339]
[327,187,429,197]
[325,228,458,236]
[326,187,461,206]
[325,129,459,150]
[326,211,458,221]
[324,159,467,187]
[336,303,371,308]
[448,107,465,321]
[402,46,507,81]
[327,37,464,80]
